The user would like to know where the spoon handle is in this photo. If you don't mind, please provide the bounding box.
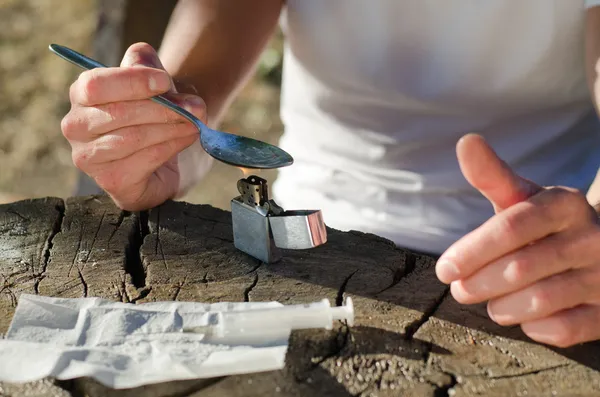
[49,44,206,133]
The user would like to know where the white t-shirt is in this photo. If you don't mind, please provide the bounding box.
[272,0,600,255]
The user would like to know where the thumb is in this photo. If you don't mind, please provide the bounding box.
[457,133,542,212]
[120,42,176,93]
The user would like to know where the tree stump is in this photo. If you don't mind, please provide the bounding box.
[1,196,599,397]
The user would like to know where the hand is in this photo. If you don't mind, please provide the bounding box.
[436,134,600,347]
[61,42,210,211]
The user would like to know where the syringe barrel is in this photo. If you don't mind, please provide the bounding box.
[219,299,335,336]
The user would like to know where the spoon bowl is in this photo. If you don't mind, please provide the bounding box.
[49,44,294,169]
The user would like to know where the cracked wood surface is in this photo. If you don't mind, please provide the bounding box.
[1,196,600,397]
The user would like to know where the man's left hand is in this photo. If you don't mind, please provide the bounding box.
[436,134,600,348]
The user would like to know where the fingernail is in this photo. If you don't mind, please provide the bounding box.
[183,96,204,112]
[185,96,204,106]
[436,258,461,284]
[487,302,497,323]
[148,71,171,93]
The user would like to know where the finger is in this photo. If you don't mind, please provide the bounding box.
[456,133,542,212]
[73,122,199,167]
[121,42,167,70]
[94,134,199,196]
[62,94,206,141]
[486,265,600,326]
[451,228,600,304]
[436,187,583,284]
[521,304,600,347]
[70,67,172,106]
[120,42,176,94]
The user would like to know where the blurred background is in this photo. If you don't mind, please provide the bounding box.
[0,0,284,210]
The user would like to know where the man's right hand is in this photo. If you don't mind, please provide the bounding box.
[61,42,208,211]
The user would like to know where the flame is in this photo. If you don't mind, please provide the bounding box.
[238,167,256,177]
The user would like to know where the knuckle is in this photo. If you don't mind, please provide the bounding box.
[78,70,101,105]
[61,110,88,141]
[547,187,590,220]
[71,149,90,170]
[497,213,522,244]
[60,113,78,140]
[529,284,553,314]
[504,255,531,284]
[560,187,587,204]
[87,140,105,162]
[564,190,589,213]
[546,239,571,270]
[103,101,127,124]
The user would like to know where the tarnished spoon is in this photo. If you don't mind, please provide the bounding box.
[49,44,294,169]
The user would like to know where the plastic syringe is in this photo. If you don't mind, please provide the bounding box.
[182,297,353,344]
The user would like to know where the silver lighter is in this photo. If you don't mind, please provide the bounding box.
[231,175,327,263]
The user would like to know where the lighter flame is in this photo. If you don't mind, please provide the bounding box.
[238,167,256,177]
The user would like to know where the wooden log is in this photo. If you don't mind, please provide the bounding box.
[0,197,63,333]
[1,196,600,397]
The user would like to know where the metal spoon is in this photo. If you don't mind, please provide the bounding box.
[49,44,294,169]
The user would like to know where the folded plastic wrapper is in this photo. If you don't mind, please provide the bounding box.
[0,294,290,389]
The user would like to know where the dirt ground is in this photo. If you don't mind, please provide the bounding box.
[0,0,283,210]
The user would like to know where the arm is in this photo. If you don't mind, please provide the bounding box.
[584,6,600,214]
[60,0,284,210]
[158,0,284,127]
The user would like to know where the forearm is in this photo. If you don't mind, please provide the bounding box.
[584,7,600,214]
[158,0,283,127]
